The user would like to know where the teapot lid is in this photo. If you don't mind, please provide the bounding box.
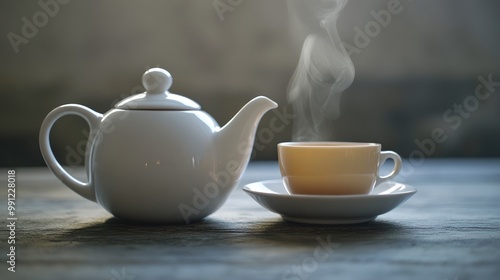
[115,68,201,110]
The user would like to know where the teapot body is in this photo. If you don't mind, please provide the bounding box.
[92,109,234,223]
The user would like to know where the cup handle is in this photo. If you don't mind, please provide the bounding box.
[39,104,103,202]
[376,151,402,186]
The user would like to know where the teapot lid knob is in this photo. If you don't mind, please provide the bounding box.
[143,68,172,94]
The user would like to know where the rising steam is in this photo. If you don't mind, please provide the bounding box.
[287,0,355,141]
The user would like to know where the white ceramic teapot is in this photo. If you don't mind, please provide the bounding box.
[40,68,277,224]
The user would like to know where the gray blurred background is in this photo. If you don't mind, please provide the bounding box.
[1,0,499,167]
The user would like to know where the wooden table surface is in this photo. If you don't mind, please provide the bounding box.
[1,159,500,280]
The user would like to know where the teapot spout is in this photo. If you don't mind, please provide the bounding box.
[215,96,278,180]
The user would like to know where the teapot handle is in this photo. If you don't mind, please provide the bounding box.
[39,104,103,202]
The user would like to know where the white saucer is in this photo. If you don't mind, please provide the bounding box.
[243,180,417,224]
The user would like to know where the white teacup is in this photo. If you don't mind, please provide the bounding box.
[278,142,402,195]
